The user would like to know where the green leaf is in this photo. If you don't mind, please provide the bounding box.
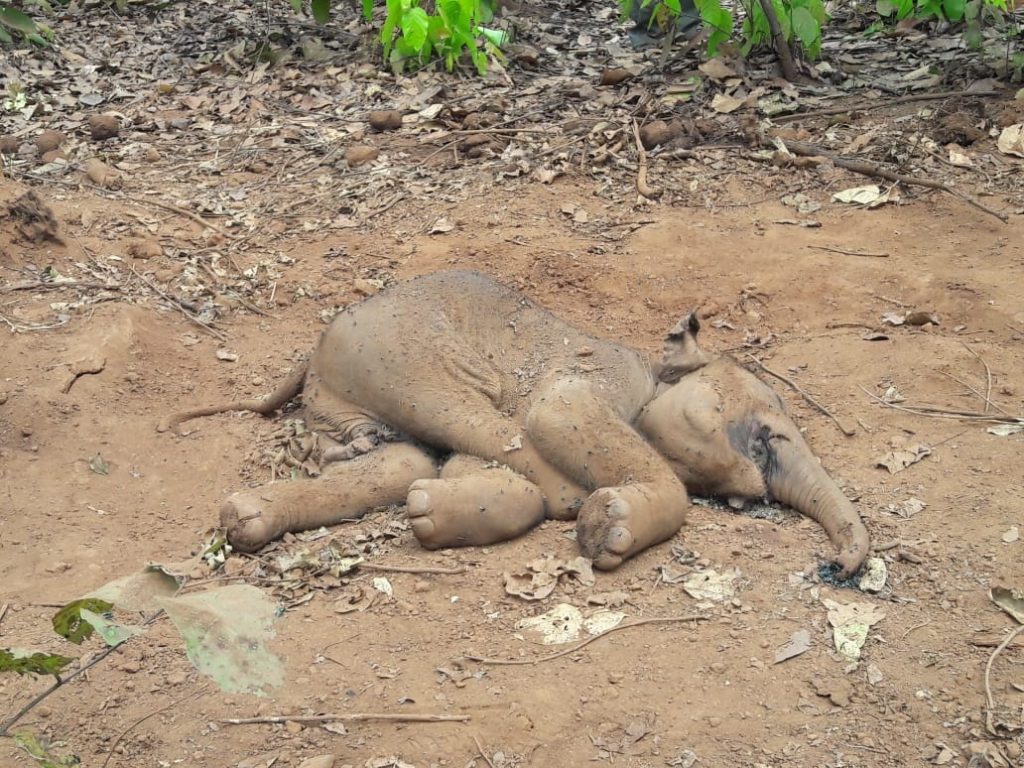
[941,0,965,18]
[311,0,330,24]
[790,6,819,46]
[158,585,284,695]
[79,609,143,647]
[88,454,108,475]
[13,732,80,768]
[362,0,373,20]
[0,26,11,43]
[0,6,39,34]
[289,0,302,12]
[52,598,113,645]
[0,649,74,678]
[477,25,506,47]
[399,5,429,51]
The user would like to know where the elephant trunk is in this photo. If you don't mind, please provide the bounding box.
[765,429,869,578]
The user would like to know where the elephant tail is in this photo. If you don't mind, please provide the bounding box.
[157,359,309,434]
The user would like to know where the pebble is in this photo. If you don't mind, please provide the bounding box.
[298,756,336,768]
[413,579,429,593]
[88,113,120,141]
[35,130,66,153]
[0,135,20,154]
[41,149,66,164]
[344,144,379,167]
[145,146,161,162]
[368,110,403,131]
[708,716,722,727]
[120,660,141,673]
[284,720,304,734]
[166,671,187,685]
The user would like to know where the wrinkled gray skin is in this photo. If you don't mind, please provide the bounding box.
[163,271,869,576]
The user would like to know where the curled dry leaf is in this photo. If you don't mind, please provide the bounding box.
[599,68,634,86]
[996,124,1024,158]
[774,628,811,664]
[875,443,931,474]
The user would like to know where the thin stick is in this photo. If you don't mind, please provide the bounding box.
[222,713,469,725]
[963,344,994,415]
[630,120,662,199]
[119,192,231,237]
[859,386,1023,425]
[0,610,165,736]
[101,688,207,768]
[0,602,7,629]
[358,562,466,575]
[746,355,856,436]
[365,192,406,221]
[935,370,1010,417]
[900,619,931,639]
[985,623,1024,735]
[465,614,708,666]
[473,735,496,768]
[783,140,1008,224]
[1,280,121,294]
[773,90,1002,123]
[130,267,226,341]
[808,245,889,258]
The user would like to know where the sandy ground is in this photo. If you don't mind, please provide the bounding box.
[2,169,1023,767]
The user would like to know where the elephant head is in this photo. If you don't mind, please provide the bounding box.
[639,319,870,577]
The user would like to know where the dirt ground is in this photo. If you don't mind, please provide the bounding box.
[3,2,1024,765]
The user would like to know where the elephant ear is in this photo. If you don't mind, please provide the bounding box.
[658,311,710,384]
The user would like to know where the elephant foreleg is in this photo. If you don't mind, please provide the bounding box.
[221,441,438,552]
[406,455,546,550]
[526,378,689,570]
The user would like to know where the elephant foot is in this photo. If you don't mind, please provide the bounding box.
[576,485,688,570]
[220,491,286,554]
[407,473,545,550]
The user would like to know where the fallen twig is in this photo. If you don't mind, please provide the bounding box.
[119,192,231,237]
[473,735,496,768]
[971,632,1024,649]
[773,90,1002,123]
[963,343,995,415]
[630,120,662,199]
[783,139,1008,224]
[365,192,407,221]
[985,623,1024,735]
[222,712,469,725]
[130,266,226,341]
[808,245,889,258]
[359,562,466,575]
[0,610,166,736]
[935,370,1010,417]
[746,355,856,436]
[101,688,207,768]
[859,387,1024,425]
[0,602,8,628]
[465,614,708,666]
[1,280,121,294]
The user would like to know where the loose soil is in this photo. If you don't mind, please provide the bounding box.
[2,3,1024,766]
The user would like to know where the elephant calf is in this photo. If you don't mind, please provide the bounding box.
[162,271,869,576]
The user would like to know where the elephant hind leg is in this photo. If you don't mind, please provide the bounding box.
[407,455,546,550]
[221,441,438,552]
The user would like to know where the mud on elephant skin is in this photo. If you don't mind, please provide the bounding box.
[161,270,870,577]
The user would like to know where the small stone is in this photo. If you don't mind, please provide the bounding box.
[600,68,634,86]
[83,157,121,189]
[368,110,403,131]
[40,149,66,164]
[413,579,429,593]
[709,662,726,674]
[126,237,162,260]
[353,278,384,296]
[0,135,20,154]
[89,114,120,141]
[145,146,161,162]
[36,706,52,718]
[284,720,304,734]
[35,130,67,153]
[607,672,624,685]
[45,562,71,574]
[707,716,722,727]
[167,671,187,685]
[21,426,32,437]
[344,145,379,167]
[120,660,141,673]
[639,120,680,150]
